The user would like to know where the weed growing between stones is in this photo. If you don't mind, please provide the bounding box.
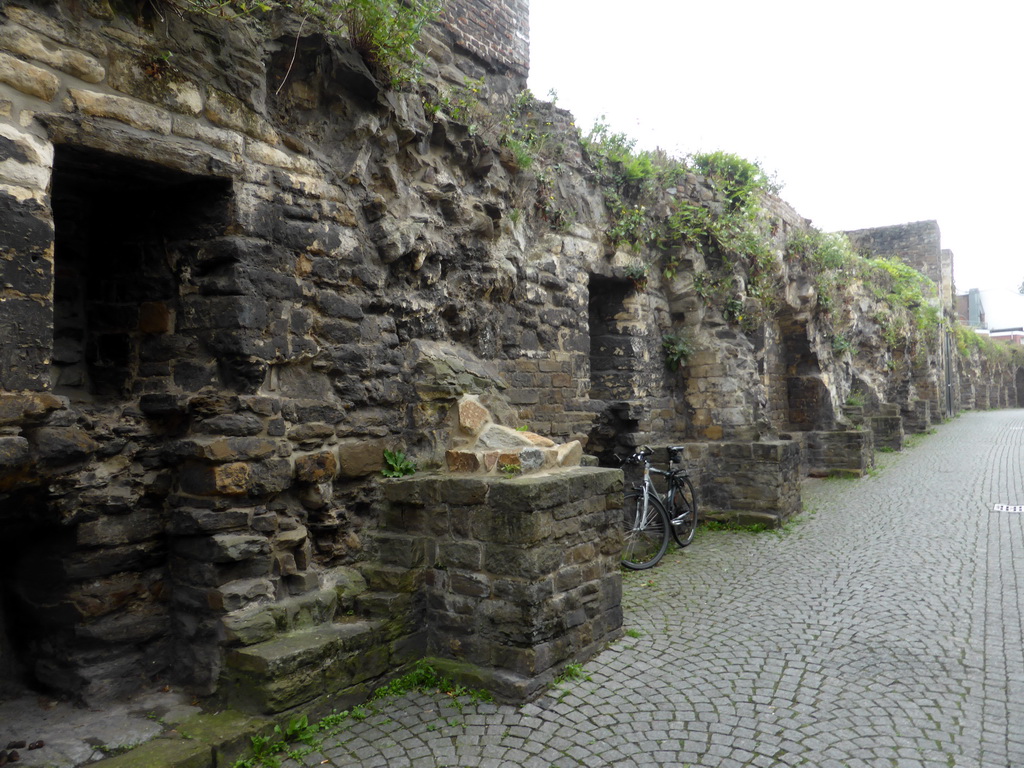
[552,662,590,685]
[846,391,867,408]
[699,519,773,535]
[904,427,938,450]
[624,261,650,292]
[230,661,493,766]
[662,332,693,371]
[381,448,417,477]
[499,462,521,479]
[551,662,592,702]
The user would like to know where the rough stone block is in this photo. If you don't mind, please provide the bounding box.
[77,511,163,547]
[359,563,424,593]
[274,524,308,550]
[69,88,173,134]
[172,710,275,767]
[484,543,562,579]
[0,434,30,471]
[28,425,98,465]
[373,532,430,568]
[323,565,368,606]
[268,589,338,630]
[295,450,338,482]
[556,440,583,467]
[176,533,270,564]
[211,578,275,612]
[63,541,165,579]
[476,423,535,450]
[449,571,490,598]
[457,395,491,435]
[338,438,387,477]
[168,507,252,535]
[445,449,481,473]
[519,447,545,472]
[437,540,482,570]
[179,462,251,496]
[0,393,62,425]
[223,606,278,646]
[0,25,105,82]
[204,87,279,144]
[0,50,59,101]
[871,414,905,451]
[285,571,320,595]
[247,459,293,495]
[324,646,390,693]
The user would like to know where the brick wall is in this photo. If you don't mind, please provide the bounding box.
[440,0,530,78]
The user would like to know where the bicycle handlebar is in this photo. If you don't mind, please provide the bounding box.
[616,446,653,467]
[618,445,690,472]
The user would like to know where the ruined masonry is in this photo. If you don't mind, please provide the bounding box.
[0,0,1020,717]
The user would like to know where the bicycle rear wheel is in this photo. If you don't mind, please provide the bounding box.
[669,476,698,548]
[621,491,670,570]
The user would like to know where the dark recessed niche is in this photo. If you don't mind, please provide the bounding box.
[50,145,231,400]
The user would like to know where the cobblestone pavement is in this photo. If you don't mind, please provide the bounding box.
[284,410,1024,768]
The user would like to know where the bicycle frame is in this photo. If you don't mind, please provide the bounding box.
[627,448,691,519]
[650,466,690,518]
[623,446,698,552]
[619,448,672,569]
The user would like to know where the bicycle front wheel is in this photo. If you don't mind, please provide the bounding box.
[621,491,670,570]
[669,476,698,548]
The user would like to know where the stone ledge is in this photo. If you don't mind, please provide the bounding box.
[88,710,276,768]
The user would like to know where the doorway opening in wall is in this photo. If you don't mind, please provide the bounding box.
[0,146,232,703]
[49,145,231,403]
[0,489,72,694]
[587,275,643,463]
[588,275,638,401]
[777,310,834,431]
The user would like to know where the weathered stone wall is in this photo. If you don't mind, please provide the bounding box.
[379,468,622,701]
[685,440,802,525]
[803,430,874,478]
[0,0,1018,711]
[846,220,951,311]
[215,468,621,713]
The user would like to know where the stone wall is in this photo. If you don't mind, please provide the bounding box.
[686,440,802,526]
[439,0,529,79]
[803,430,874,478]
[215,468,621,713]
[378,468,622,701]
[0,0,1018,711]
[845,220,952,313]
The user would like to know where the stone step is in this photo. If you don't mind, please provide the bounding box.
[355,590,422,641]
[221,619,384,715]
[355,590,417,620]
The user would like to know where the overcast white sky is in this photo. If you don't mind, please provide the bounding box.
[528,0,1024,293]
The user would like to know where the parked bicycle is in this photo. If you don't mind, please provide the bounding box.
[620,446,699,570]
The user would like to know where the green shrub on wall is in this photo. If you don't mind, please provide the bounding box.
[182,0,442,88]
[690,151,779,213]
